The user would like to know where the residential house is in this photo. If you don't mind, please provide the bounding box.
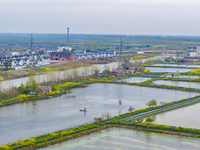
[50,52,75,61]
[111,69,124,77]
[11,51,26,56]
[130,66,145,72]
[13,65,25,70]
[37,86,52,94]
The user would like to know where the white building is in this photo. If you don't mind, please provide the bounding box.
[36,60,50,67]
[11,51,26,56]
[57,46,72,52]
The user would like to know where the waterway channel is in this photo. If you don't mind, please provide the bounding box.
[40,128,200,150]
[153,80,200,89]
[0,83,197,145]
[0,55,165,90]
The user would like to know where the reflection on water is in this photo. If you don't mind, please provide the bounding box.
[0,83,197,145]
[40,128,200,150]
[154,80,200,89]
[152,103,200,129]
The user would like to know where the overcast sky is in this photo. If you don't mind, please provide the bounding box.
[1,0,200,35]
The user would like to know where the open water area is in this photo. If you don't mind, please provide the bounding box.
[116,77,151,83]
[153,80,200,89]
[153,64,200,68]
[151,102,200,129]
[146,67,193,72]
[40,128,200,150]
[166,75,200,78]
[0,83,197,145]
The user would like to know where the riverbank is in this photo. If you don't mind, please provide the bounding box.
[1,75,200,107]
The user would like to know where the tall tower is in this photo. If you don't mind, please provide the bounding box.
[67,28,69,46]
[30,34,33,50]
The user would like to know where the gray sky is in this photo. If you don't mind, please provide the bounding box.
[1,0,200,35]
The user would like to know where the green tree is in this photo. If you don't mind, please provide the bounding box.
[26,78,39,92]
[146,99,157,107]
[3,61,8,69]
[92,42,97,50]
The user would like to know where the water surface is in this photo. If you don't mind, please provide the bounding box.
[40,128,200,150]
[117,77,151,83]
[153,64,200,68]
[151,102,200,129]
[146,67,193,72]
[0,83,196,145]
[154,80,200,89]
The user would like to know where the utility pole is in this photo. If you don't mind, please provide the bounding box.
[118,36,124,68]
[67,28,69,47]
[30,34,33,50]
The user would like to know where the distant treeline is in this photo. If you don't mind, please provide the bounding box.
[0,33,200,49]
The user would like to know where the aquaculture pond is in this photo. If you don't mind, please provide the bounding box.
[153,64,200,68]
[40,128,200,150]
[0,83,197,145]
[146,67,193,72]
[116,77,151,83]
[153,80,200,89]
[151,102,200,129]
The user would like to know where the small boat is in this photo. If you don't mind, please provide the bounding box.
[79,108,87,112]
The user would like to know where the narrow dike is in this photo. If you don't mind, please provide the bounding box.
[120,97,200,121]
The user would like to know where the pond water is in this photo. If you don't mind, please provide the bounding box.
[0,83,197,145]
[40,128,200,150]
[153,80,200,89]
[146,67,193,72]
[117,77,151,83]
[166,75,200,78]
[151,102,200,129]
[153,64,200,68]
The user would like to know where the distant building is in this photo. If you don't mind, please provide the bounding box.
[187,46,200,57]
[50,52,75,61]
